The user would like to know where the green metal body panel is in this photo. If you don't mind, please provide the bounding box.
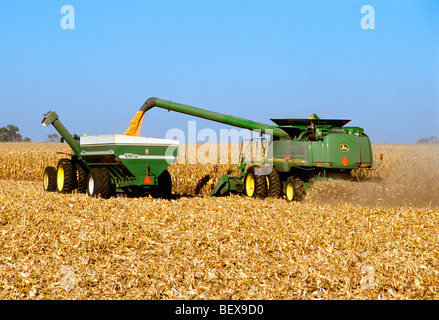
[80,143,177,177]
[310,134,372,169]
[79,135,179,188]
[270,133,372,172]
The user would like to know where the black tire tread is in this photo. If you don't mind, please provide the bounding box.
[245,165,267,199]
[43,166,57,192]
[57,159,76,193]
[284,176,305,202]
[87,167,112,199]
[267,167,282,198]
[76,163,88,193]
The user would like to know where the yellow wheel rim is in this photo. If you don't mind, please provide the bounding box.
[245,174,255,197]
[57,166,64,191]
[286,183,294,201]
[266,176,270,190]
[43,172,49,190]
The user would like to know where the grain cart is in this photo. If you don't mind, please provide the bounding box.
[138,97,381,201]
[41,111,179,198]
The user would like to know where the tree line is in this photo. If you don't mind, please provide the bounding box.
[0,124,31,142]
[416,136,439,144]
[0,124,60,142]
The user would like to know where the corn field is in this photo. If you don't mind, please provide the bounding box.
[0,142,438,299]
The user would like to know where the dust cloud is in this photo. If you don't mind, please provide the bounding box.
[304,144,439,208]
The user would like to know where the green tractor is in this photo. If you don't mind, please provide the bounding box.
[138,97,382,201]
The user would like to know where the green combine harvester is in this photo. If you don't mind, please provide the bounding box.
[138,97,381,201]
[42,97,380,201]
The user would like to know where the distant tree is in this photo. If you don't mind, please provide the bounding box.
[0,124,31,142]
[46,133,60,143]
[416,136,439,144]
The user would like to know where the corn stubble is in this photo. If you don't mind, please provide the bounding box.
[0,142,438,299]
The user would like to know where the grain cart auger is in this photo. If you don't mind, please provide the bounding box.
[139,97,380,201]
[41,111,179,198]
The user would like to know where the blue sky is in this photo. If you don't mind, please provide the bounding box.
[0,0,438,143]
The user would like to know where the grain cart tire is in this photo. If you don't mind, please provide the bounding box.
[244,165,267,199]
[57,159,76,193]
[267,167,282,198]
[150,169,172,199]
[284,176,305,202]
[76,163,88,193]
[87,167,112,199]
[43,166,57,192]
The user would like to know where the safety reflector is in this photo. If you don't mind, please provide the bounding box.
[341,156,349,165]
[144,176,152,184]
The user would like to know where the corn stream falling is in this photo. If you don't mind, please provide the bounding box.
[124,111,145,136]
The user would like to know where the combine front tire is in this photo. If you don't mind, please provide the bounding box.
[43,166,57,192]
[244,166,267,199]
[57,159,76,193]
[87,167,112,198]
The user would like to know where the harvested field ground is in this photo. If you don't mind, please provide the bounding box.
[0,142,438,299]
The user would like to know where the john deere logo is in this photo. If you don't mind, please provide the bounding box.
[340,143,349,152]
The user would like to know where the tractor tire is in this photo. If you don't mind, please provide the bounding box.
[284,176,305,202]
[57,159,76,193]
[43,166,57,192]
[267,167,282,198]
[87,167,112,199]
[76,163,88,193]
[244,165,267,199]
[150,169,173,199]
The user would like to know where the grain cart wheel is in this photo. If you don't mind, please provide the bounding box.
[57,159,76,193]
[267,167,282,198]
[244,165,267,199]
[76,163,88,193]
[43,166,57,192]
[284,176,305,202]
[87,167,112,198]
[150,169,172,199]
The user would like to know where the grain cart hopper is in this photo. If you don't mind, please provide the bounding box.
[138,97,380,201]
[41,111,179,198]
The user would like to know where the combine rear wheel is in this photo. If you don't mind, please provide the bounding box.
[87,167,113,198]
[284,176,305,202]
[244,166,267,199]
[43,166,57,192]
[57,159,76,193]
